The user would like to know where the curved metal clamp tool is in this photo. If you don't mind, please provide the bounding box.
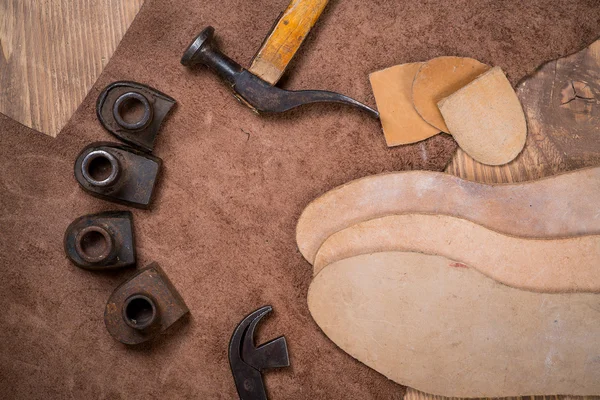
[229,306,290,400]
[181,26,379,118]
[64,211,135,270]
[97,81,176,152]
[104,262,189,345]
[74,142,161,209]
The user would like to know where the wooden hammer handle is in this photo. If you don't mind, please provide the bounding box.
[249,0,329,85]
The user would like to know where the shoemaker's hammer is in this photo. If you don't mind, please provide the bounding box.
[181,0,379,118]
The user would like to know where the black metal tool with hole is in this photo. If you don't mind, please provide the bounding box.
[104,263,189,345]
[64,211,136,270]
[123,294,157,330]
[74,142,162,209]
[97,81,176,152]
[229,306,290,400]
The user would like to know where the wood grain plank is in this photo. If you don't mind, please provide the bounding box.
[405,387,600,400]
[0,0,143,137]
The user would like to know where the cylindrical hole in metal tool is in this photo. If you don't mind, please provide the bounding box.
[113,92,153,130]
[75,225,114,263]
[123,294,158,330]
[81,150,120,187]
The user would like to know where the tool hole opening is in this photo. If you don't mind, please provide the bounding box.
[113,92,152,130]
[88,155,113,181]
[81,150,120,187]
[119,97,146,125]
[75,226,113,263]
[80,229,108,258]
[123,295,157,330]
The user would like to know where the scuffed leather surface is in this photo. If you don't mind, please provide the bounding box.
[1,0,600,398]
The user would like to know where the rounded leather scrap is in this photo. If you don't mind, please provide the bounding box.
[308,252,600,397]
[296,167,600,264]
[313,214,600,292]
[369,63,440,146]
[438,66,527,165]
[412,56,490,132]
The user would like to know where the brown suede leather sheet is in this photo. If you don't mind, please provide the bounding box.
[1,0,600,398]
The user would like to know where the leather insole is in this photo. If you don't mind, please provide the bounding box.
[438,67,527,165]
[308,252,600,397]
[296,167,600,264]
[411,56,490,132]
[314,214,600,292]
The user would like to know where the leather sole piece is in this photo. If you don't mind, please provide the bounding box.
[296,167,600,264]
[308,252,600,397]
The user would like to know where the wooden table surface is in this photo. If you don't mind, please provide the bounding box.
[0,0,143,136]
[2,1,596,399]
[447,147,538,183]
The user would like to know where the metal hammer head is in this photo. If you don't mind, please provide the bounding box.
[228,306,289,400]
[181,26,379,118]
[181,26,215,67]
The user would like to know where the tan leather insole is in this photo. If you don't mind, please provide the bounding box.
[314,214,600,292]
[369,63,440,146]
[308,252,600,397]
[296,167,600,264]
[438,67,527,165]
[412,56,490,132]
